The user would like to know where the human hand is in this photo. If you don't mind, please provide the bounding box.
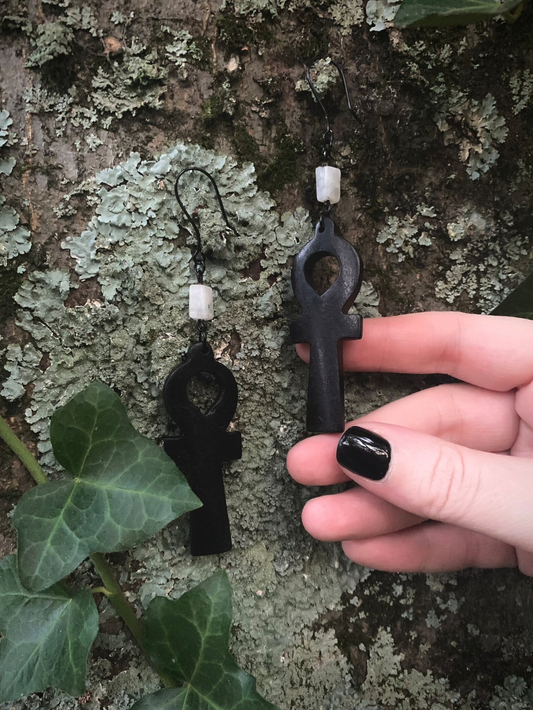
[287,312,533,576]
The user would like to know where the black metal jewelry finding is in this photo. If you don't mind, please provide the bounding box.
[304,60,361,162]
[291,62,364,433]
[163,167,241,556]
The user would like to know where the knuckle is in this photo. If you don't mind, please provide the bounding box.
[422,444,477,523]
[434,315,463,373]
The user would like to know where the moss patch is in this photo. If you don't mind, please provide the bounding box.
[216,6,273,55]
[256,133,305,194]
[232,123,261,164]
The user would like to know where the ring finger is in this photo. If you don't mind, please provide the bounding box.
[302,486,424,542]
[341,522,518,573]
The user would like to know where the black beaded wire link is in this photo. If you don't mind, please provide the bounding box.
[323,129,333,162]
[197,320,208,343]
[193,250,206,284]
[319,201,332,230]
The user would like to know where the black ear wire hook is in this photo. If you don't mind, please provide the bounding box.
[304,60,361,161]
[174,167,239,284]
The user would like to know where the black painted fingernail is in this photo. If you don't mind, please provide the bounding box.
[336,426,391,481]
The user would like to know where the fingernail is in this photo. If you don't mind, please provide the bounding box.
[336,426,391,481]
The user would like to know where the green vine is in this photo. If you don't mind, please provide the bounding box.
[0,415,48,485]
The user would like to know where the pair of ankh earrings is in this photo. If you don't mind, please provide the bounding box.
[164,62,363,555]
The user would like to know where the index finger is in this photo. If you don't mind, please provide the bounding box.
[297,312,533,391]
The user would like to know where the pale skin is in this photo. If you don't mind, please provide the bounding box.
[286,312,533,577]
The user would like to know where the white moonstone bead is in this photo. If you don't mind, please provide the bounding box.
[316,165,341,204]
[189,284,214,321]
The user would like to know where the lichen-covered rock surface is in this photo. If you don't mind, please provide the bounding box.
[0,1,532,709]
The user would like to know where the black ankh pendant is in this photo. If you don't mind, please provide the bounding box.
[290,216,363,433]
[163,341,242,556]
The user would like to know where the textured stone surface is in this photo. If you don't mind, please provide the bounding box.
[1,1,533,709]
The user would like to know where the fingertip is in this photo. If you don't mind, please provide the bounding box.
[286,438,308,483]
[287,433,348,485]
[295,343,310,363]
[301,497,325,539]
[341,537,412,571]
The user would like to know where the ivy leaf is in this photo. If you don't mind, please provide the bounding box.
[394,0,523,27]
[132,690,183,709]
[131,571,280,710]
[13,381,201,592]
[0,554,98,702]
[492,273,533,320]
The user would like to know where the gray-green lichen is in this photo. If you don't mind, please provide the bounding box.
[366,0,401,31]
[26,22,74,68]
[23,22,201,137]
[0,200,32,267]
[329,0,364,33]
[91,39,168,120]
[0,110,15,149]
[0,157,16,176]
[509,69,533,115]
[25,84,76,136]
[63,5,100,37]
[163,26,203,71]
[435,206,529,312]
[391,34,510,180]
[376,204,436,261]
[1,343,42,401]
[221,0,288,15]
[1,4,531,707]
[362,628,460,708]
[490,676,533,710]
[295,58,341,97]
[0,111,31,266]
[111,11,129,25]
[435,93,508,180]
[221,0,364,29]
[375,199,530,311]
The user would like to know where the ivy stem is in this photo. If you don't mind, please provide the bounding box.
[0,415,49,485]
[89,554,175,688]
[503,1,525,20]
[0,414,176,690]
[89,554,148,658]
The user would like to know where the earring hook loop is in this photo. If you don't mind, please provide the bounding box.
[174,167,239,282]
[304,60,360,161]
